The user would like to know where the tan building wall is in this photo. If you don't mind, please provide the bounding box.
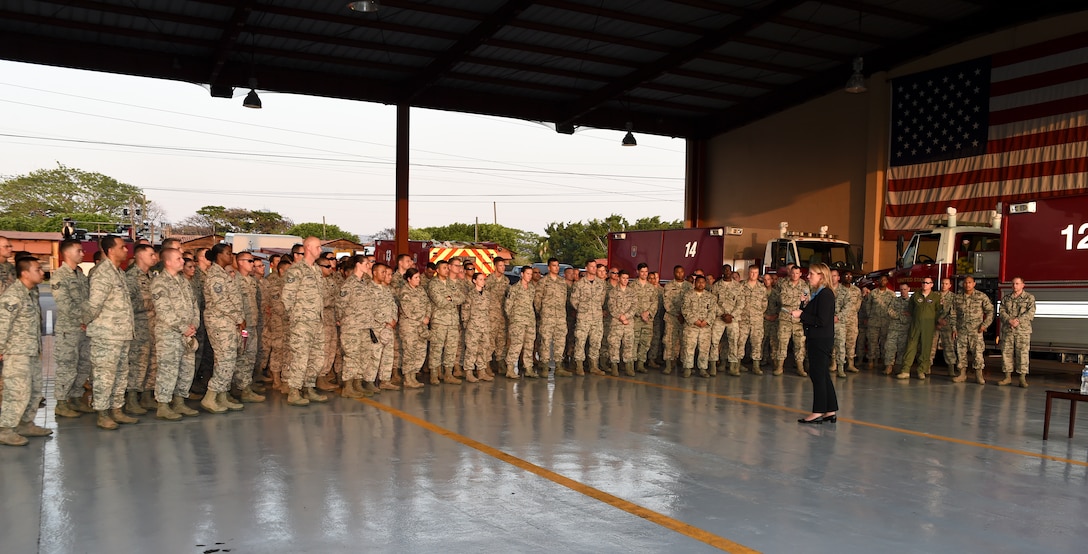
[699,10,1088,274]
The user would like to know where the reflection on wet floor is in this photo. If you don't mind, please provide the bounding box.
[4,359,1088,553]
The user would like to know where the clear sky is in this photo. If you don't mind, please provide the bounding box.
[0,60,686,238]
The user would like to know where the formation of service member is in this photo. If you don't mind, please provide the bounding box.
[680,274,718,378]
[883,283,912,374]
[563,267,578,368]
[735,265,768,375]
[0,257,50,446]
[866,276,895,370]
[761,273,778,363]
[710,264,742,376]
[317,254,341,392]
[598,264,613,370]
[366,264,401,389]
[897,278,941,380]
[190,247,212,392]
[461,271,495,383]
[86,236,138,429]
[661,265,690,375]
[397,268,430,388]
[248,257,267,387]
[124,243,157,415]
[281,237,330,405]
[259,257,289,391]
[505,267,537,379]
[775,266,809,377]
[0,237,15,294]
[201,244,246,413]
[631,263,657,374]
[932,277,958,375]
[606,269,637,376]
[829,270,849,378]
[998,277,1035,387]
[571,260,606,376]
[426,260,465,384]
[336,255,375,397]
[535,258,573,378]
[390,253,414,382]
[837,271,862,374]
[51,239,94,418]
[952,276,994,384]
[648,271,665,366]
[484,256,510,374]
[234,251,265,403]
[149,247,200,420]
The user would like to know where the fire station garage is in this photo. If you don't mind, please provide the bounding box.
[2,3,1087,553]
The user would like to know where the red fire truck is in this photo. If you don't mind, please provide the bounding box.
[372,240,516,275]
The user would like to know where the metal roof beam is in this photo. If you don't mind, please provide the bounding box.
[817,0,941,27]
[400,0,537,101]
[207,0,259,88]
[557,0,806,126]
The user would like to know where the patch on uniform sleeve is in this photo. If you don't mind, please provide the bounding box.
[213,283,223,294]
[287,276,297,283]
[339,290,348,297]
[6,303,16,312]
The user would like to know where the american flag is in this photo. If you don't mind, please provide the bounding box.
[885,31,1088,236]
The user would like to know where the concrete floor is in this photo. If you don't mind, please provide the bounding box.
[4,355,1088,554]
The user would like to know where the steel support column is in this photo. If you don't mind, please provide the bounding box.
[684,138,707,228]
[395,103,410,255]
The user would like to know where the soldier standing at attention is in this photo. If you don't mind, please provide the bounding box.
[951,276,994,385]
[233,252,265,403]
[366,264,401,390]
[484,257,510,376]
[124,243,157,415]
[427,260,465,385]
[282,237,329,405]
[762,273,779,364]
[775,266,809,377]
[607,269,637,377]
[839,271,863,373]
[461,271,494,383]
[258,256,284,390]
[397,268,430,389]
[0,257,50,446]
[0,236,15,292]
[316,255,341,392]
[86,236,138,430]
[710,264,742,376]
[883,283,912,375]
[681,275,718,378]
[505,267,537,379]
[534,258,573,378]
[736,266,768,375]
[335,256,374,398]
[571,260,606,376]
[999,277,1035,387]
[150,248,200,420]
[52,239,93,418]
[898,278,941,380]
[631,263,657,374]
[661,265,690,375]
[189,246,212,395]
[933,277,958,375]
[648,271,665,367]
[867,276,895,371]
[202,244,245,413]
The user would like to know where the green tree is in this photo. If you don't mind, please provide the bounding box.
[288,222,359,242]
[417,223,541,264]
[0,163,142,218]
[541,214,680,264]
[176,205,293,234]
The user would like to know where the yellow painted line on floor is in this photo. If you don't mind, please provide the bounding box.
[358,396,760,554]
[610,376,1088,468]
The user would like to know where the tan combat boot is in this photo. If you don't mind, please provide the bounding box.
[380,379,402,391]
[975,369,986,385]
[271,371,283,391]
[170,395,199,417]
[464,369,479,383]
[73,394,96,413]
[635,361,648,374]
[430,368,442,385]
[0,427,28,446]
[124,391,147,415]
[951,369,967,383]
[896,371,910,380]
[201,391,227,413]
[55,399,81,418]
[609,362,619,377]
[445,367,463,385]
[698,368,710,378]
[239,386,266,403]
[218,392,244,411]
[452,365,465,378]
[15,421,52,437]
[588,359,605,376]
[682,366,692,378]
[362,381,381,395]
[571,360,585,376]
[555,364,573,378]
[662,360,674,375]
[155,402,182,421]
[846,360,859,373]
[340,379,361,398]
[708,361,717,377]
[287,388,310,406]
[773,360,784,376]
[316,373,337,392]
[304,387,329,403]
[477,370,494,382]
[139,390,156,410]
[647,358,661,369]
[111,408,139,424]
[354,379,374,397]
[624,363,635,377]
[997,372,1013,386]
[1019,374,1029,388]
[729,362,741,376]
[883,365,894,376]
[405,372,425,389]
[751,359,764,375]
[96,410,119,430]
[836,363,847,378]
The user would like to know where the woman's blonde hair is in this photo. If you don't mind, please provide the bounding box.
[808,263,831,286]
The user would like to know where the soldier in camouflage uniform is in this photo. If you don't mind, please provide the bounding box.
[762,274,779,363]
[86,236,138,429]
[366,264,401,390]
[150,248,200,420]
[662,265,691,375]
[898,278,943,380]
[775,266,809,377]
[282,237,330,405]
[317,257,341,391]
[999,277,1034,387]
[951,276,994,385]
[710,267,742,376]
[533,258,572,378]
[233,252,265,403]
[736,266,768,375]
[883,283,913,374]
[336,256,375,398]
[648,271,665,366]
[631,264,658,374]
[125,244,157,415]
[202,244,246,413]
[462,271,495,383]
[259,258,288,391]
[681,275,718,378]
[485,257,510,375]
[0,257,50,446]
[0,237,15,294]
[932,278,958,375]
[427,260,466,384]
[397,268,430,388]
[607,270,637,376]
[51,239,93,418]
[571,260,606,376]
[837,272,863,374]
[830,271,849,378]
[866,276,895,370]
[505,267,536,378]
[189,248,212,394]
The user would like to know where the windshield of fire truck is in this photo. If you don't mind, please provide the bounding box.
[796,242,858,271]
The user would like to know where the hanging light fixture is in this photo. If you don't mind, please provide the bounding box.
[845,57,867,94]
[622,122,637,147]
[243,77,262,109]
[348,1,380,12]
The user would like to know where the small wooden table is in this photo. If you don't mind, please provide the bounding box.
[1043,390,1088,440]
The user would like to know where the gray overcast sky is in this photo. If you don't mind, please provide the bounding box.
[0,60,686,238]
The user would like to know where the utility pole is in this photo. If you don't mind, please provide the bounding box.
[493,202,497,225]
[474,217,479,242]
[322,216,327,239]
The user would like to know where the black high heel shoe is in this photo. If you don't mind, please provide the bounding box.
[820,414,838,423]
[797,416,823,424]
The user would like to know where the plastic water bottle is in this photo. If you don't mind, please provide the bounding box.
[1081,365,1088,395]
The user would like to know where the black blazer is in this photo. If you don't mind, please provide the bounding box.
[799,286,835,340]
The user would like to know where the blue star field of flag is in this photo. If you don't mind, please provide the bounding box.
[889,57,991,167]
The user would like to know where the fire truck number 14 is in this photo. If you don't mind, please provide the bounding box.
[1060,223,1088,250]
[684,241,698,257]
